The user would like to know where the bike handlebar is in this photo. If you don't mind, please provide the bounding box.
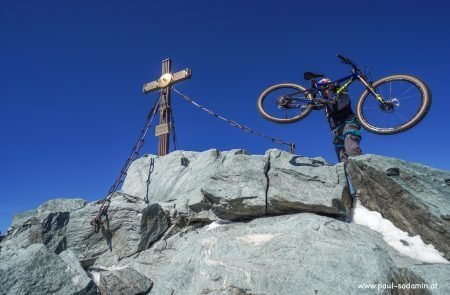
[337,54,349,63]
[336,54,358,70]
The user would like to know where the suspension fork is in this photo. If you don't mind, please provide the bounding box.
[357,75,386,104]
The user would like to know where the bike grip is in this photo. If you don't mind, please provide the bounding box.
[336,54,347,62]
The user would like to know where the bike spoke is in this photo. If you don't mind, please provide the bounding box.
[387,111,390,128]
[398,94,421,100]
[395,111,408,126]
[401,84,416,96]
[397,105,414,114]
[389,82,392,100]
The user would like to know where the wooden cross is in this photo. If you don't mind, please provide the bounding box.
[142,59,192,156]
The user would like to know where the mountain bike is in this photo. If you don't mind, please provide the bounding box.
[257,54,432,134]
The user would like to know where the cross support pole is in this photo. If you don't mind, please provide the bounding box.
[142,58,192,156]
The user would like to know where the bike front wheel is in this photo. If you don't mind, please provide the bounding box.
[257,83,314,124]
[356,75,431,135]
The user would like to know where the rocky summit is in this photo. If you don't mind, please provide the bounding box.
[1,149,449,295]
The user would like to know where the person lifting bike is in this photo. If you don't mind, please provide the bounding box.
[319,77,363,162]
[257,54,431,163]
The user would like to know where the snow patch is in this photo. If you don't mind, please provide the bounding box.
[91,264,130,272]
[89,264,130,285]
[206,220,234,231]
[108,265,129,271]
[352,199,448,264]
[90,271,101,285]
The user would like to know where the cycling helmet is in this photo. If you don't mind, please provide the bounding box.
[318,78,331,84]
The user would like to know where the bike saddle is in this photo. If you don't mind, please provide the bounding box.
[304,72,324,80]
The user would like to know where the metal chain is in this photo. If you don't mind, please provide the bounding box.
[144,157,155,204]
[91,97,161,232]
[172,87,296,153]
[170,106,178,151]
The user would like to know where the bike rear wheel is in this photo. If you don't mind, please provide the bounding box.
[257,83,314,124]
[356,75,431,135]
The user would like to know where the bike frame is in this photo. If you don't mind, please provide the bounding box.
[286,68,386,108]
[313,71,385,104]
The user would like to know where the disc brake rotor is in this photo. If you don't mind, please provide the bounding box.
[380,98,400,113]
[277,96,290,109]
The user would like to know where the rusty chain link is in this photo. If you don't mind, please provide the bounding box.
[90,97,161,232]
[172,87,296,153]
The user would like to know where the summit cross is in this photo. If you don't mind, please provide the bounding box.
[142,58,191,156]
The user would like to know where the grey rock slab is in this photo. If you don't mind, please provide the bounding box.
[61,193,172,268]
[1,192,170,269]
[9,198,87,230]
[37,198,87,214]
[0,243,95,295]
[1,217,44,251]
[348,154,450,259]
[118,213,424,295]
[41,212,70,253]
[3,210,71,254]
[122,149,352,221]
[59,248,88,277]
[4,198,88,252]
[266,149,351,216]
[138,203,169,251]
[396,264,450,294]
[90,266,153,295]
[64,192,152,267]
[122,149,267,221]
[147,284,175,295]
[10,208,38,229]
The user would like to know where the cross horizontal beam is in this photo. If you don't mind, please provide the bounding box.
[143,68,192,94]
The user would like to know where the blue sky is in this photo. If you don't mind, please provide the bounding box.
[1,0,449,233]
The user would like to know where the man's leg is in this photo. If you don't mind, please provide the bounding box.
[342,122,363,210]
[344,134,362,156]
[342,121,363,161]
[332,132,346,162]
